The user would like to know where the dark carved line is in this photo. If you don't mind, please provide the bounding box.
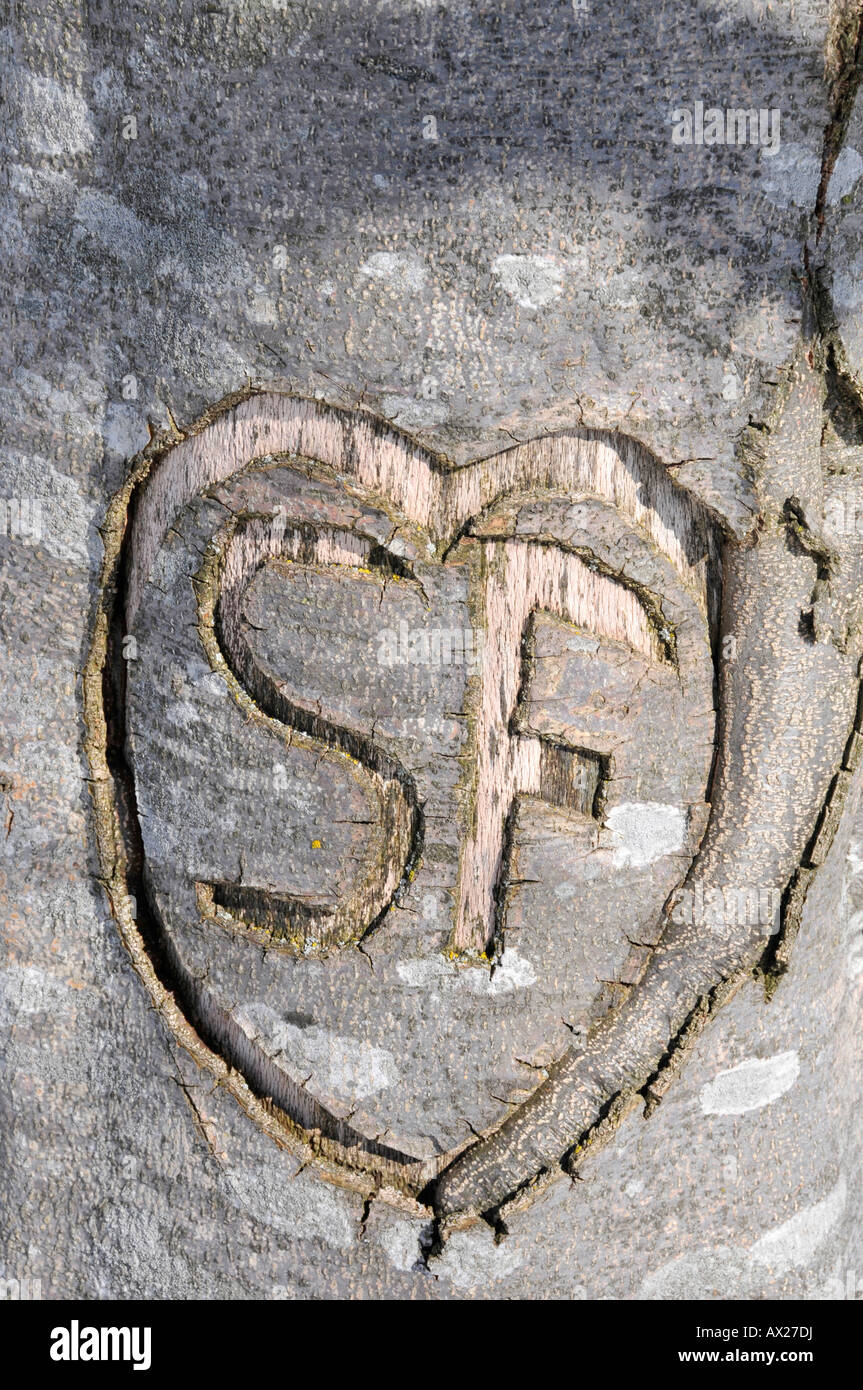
[510,605,612,820]
[210,515,425,949]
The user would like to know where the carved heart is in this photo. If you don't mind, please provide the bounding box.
[87,391,720,1206]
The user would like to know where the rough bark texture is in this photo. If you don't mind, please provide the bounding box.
[2,0,863,1299]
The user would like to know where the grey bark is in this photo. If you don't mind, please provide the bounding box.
[1,0,862,1300]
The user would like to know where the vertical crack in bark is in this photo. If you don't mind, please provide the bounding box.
[816,0,863,238]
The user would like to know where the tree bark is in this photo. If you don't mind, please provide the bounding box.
[1,0,862,1300]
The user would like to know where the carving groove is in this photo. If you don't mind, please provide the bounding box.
[453,537,659,954]
[195,515,422,954]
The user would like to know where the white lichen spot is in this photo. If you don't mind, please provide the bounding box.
[167,700,201,730]
[74,190,148,258]
[0,964,75,1018]
[700,1050,800,1116]
[827,147,863,205]
[8,72,95,158]
[234,1002,399,1100]
[641,1246,750,1300]
[491,253,564,309]
[832,256,863,312]
[245,289,280,326]
[606,802,687,868]
[759,141,822,209]
[376,1218,425,1273]
[466,949,537,996]
[103,403,149,459]
[640,1175,847,1298]
[847,933,863,980]
[749,1176,847,1276]
[380,395,448,432]
[429,1225,523,1290]
[0,453,99,569]
[225,1160,359,1250]
[846,838,863,876]
[721,362,741,401]
[358,251,427,293]
[396,956,454,989]
[396,949,535,996]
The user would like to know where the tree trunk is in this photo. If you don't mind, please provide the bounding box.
[2,0,862,1300]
